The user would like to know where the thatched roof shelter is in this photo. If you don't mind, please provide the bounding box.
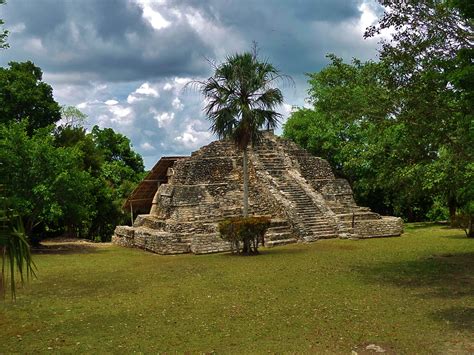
[123,156,187,213]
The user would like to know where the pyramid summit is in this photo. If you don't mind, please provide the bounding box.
[113,132,403,254]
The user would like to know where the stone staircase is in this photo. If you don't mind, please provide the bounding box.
[277,178,338,241]
[265,219,296,247]
[254,143,338,241]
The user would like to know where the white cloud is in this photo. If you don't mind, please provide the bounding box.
[24,37,45,53]
[135,0,171,30]
[135,82,159,97]
[154,111,175,128]
[105,99,119,106]
[184,11,246,58]
[127,82,159,103]
[9,22,26,34]
[109,105,134,125]
[140,142,156,151]
[172,97,184,110]
[175,121,212,149]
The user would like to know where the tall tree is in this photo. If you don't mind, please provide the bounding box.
[0,122,96,237]
[0,61,61,133]
[366,0,473,232]
[198,49,285,216]
[0,0,7,49]
[91,126,144,175]
[0,1,36,299]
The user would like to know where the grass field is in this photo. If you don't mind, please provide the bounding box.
[1,223,473,353]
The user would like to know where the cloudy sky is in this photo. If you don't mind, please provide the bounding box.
[0,0,385,169]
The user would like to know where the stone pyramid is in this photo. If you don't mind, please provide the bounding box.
[113,132,403,254]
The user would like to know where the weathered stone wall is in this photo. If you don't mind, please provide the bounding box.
[354,217,404,238]
[321,179,357,206]
[112,226,135,248]
[190,234,232,254]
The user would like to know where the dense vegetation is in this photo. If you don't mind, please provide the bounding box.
[0,61,145,242]
[0,224,472,353]
[284,0,473,235]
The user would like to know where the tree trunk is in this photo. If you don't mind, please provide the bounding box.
[468,215,474,238]
[0,246,5,298]
[243,148,249,217]
[448,197,457,227]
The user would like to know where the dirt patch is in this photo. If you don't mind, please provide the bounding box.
[33,240,112,254]
[352,342,397,354]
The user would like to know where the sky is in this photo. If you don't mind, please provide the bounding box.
[0,0,385,169]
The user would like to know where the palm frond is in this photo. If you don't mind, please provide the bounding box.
[0,192,36,300]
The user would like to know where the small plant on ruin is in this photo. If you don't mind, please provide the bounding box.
[218,216,270,255]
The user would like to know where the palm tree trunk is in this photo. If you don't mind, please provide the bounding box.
[243,148,249,217]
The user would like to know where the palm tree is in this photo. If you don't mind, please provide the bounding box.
[0,189,35,300]
[198,49,286,216]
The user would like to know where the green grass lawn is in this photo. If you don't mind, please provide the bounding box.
[1,223,473,354]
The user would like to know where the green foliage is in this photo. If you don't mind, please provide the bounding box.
[91,126,144,174]
[199,49,285,149]
[0,122,96,238]
[0,61,61,133]
[0,190,36,300]
[218,216,270,255]
[0,19,143,244]
[285,1,473,226]
[0,118,145,242]
[60,105,88,128]
[426,197,450,222]
[0,0,7,49]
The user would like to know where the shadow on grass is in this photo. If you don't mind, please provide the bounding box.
[354,252,474,299]
[32,242,107,255]
[441,233,471,240]
[431,306,474,332]
[405,222,438,230]
[216,247,307,258]
[355,252,474,331]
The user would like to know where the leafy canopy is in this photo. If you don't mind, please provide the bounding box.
[0,0,7,49]
[199,50,286,150]
[0,61,61,133]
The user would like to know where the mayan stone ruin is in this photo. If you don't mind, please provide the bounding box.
[113,132,403,254]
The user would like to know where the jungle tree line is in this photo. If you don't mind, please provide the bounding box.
[284,0,473,236]
[0,60,145,242]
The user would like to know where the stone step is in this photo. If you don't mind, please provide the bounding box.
[306,229,336,235]
[315,233,338,239]
[267,225,290,232]
[337,212,381,221]
[304,222,334,228]
[265,238,298,248]
[305,223,334,229]
[266,231,294,241]
[134,215,166,229]
[290,196,313,201]
[268,220,288,228]
[295,211,321,216]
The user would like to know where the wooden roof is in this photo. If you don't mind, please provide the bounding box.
[123,156,187,212]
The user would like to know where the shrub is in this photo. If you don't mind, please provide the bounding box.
[218,216,271,255]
